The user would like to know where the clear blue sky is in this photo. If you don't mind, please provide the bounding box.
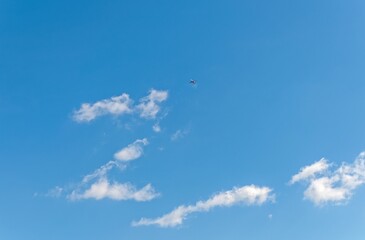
[1,0,365,239]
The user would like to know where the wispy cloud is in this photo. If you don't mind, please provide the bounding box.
[45,186,64,198]
[80,160,122,185]
[132,185,274,228]
[152,123,161,133]
[289,152,365,205]
[48,138,158,202]
[289,158,329,184]
[171,129,189,141]
[73,89,168,123]
[114,138,149,161]
[137,89,168,119]
[68,178,158,201]
[73,93,133,122]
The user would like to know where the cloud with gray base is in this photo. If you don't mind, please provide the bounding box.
[289,152,365,205]
[73,89,168,123]
[132,185,274,228]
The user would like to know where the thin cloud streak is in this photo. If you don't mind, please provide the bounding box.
[132,185,274,228]
[289,158,329,184]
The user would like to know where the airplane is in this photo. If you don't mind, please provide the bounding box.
[189,79,197,85]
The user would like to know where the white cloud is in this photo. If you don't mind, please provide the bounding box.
[137,89,168,119]
[81,160,121,184]
[152,123,161,133]
[73,93,133,122]
[114,138,149,162]
[71,89,168,164]
[68,178,158,201]
[59,138,158,202]
[73,89,168,123]
[290,152,365,205]
[289,158,329,184]
[303,177,348,205]
[132,185,274,228]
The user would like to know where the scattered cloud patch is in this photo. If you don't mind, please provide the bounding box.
[73,89,168,123]
[114,138,149,162]
[49,138,158,202]
[289,158,329,184]
[80,160,121,184]
[73,93,133,122]
[152,123,161,133]
[171,129,189,141]
[132,185,274,228]
[35,186,64,198]
[68,178,158,201]
[137,89,168,119]
[290,152,365,205]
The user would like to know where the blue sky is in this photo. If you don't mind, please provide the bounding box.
[1,0,365,239]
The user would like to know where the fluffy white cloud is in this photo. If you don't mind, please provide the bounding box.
[62,138,158,202]
[73,89,168,123]
[137,89,168,119]
[68,178,158,201]
[132,185,274,228]
[73,93,133,122]
[303,177,348,204]
[114,138,149,161]
[290,152,365,205]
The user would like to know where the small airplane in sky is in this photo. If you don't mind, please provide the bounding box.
[189,79,197,85]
